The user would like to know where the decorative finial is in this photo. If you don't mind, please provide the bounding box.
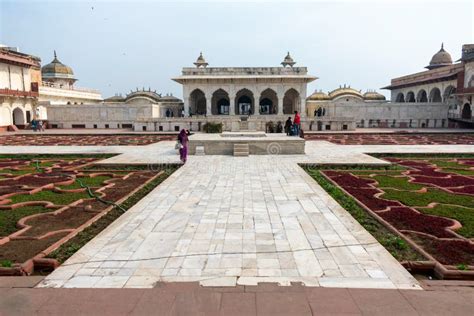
[54,50,57,58]
[441,42,444,49]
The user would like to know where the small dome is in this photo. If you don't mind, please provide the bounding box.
[426,43,453,70]
[159,94,182,102]
[41,51,75,79]
[329,85,363,99]
[363,90,386,101]
[104,94,125,103]
[281,52,296,67]
[307,90,330,101]
[125,89,162,103]
[194,52,208,68]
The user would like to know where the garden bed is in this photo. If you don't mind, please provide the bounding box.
[0,134,174,146]
[0,155,178,275]
[303,154,474,280]
[305,133,474,145]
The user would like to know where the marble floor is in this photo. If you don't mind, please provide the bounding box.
[1,140,473,289]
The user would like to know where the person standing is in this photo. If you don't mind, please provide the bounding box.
[284,117,292,136]
[38,120,45,132]
[276,121,283,133]
[177,129,189,163]
[293,111,301,136]
[31,118,37,132]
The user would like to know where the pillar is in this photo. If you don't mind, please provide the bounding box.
[277,94,284,116]
[184,97,190,117]
[254,94,260,115]
[300,97,307,117]
[205,92,212,116]
[229,95,235,115]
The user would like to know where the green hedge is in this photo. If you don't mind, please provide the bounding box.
[203,122,223,133]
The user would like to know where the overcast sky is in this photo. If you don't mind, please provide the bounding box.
[1,0,473,99]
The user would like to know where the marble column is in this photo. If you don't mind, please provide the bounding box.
[277,94,284,116]
[229,95,235,116]
[205,93,212,116]
[184,97,190,117]
[300,97,307,117]
[254,94,260,115]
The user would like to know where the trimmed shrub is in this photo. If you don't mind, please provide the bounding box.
[203,122,223,133]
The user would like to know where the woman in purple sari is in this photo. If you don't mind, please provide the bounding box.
[177,129,189,163]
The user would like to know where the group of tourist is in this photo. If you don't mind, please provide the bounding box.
[314,107,326,117]
[285,111,302,137]
[30,119,45,132]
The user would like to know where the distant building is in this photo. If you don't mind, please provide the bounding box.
[172,52,316,117]
[47,88,183,129]
[104,89,183,117]
[383,43,473,125]
[0,45,41,130]
[38,45,474,132]
[39,51,102,108]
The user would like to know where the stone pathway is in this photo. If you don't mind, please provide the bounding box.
[39,155,419,289]
[1,140,473,289]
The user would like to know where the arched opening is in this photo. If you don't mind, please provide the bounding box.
[12,108,25,127]
[189,89,206,115]
[259,88,278,114]
[283,88,300,114]
[429,88,442,102]
[417,89,427,102]
[462,103,472,120]
[395,93,405,102]
[211,89,230,115]
[406,91,415,102]
[259,98,273,114]
[235,89,254,115]
[443,85,456,102]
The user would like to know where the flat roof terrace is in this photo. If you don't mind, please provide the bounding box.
[181,66,309,76]
[173,67,317,83]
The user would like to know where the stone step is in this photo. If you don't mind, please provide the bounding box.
[233,143,249,156]
[195,146,205,156]
[234,151,249,157]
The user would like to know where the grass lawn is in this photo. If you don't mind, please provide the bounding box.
[370,175,425,191]
[9,190,91,206]
[416,204,474,239]
[382,188,474,208]
[0,205,52,237]
[58,175,112,190]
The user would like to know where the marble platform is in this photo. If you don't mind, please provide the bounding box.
[188,133,305,155]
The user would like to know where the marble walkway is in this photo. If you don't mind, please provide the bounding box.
[1,140,474,289]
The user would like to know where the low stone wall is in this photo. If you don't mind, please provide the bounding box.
[188,133,305,155]
[46,103,158,129]
[134,115,356,132]
[307,101,450,128]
